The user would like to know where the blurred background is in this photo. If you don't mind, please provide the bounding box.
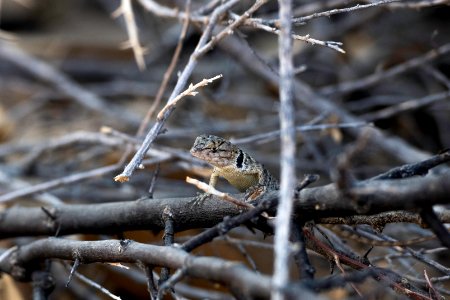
[0,0,449,299]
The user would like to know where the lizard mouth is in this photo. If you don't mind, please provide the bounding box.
[190,148,199,156]
[190,147,211,161]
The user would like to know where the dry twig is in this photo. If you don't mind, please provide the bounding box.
[113,0,147,70]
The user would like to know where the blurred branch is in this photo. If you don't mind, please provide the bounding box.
[273,0,296,298]
[288,0,399,25]
[137,0,207,23]
[319,43,450,96]
[113,0,147,70]
[0,41,139,125]
[362,91,450,122]
[388,0,450,9]
[420,207,450,248]
[138,0,191,134]
[115,0,244,181]
[219,35,434,163]
[232,121,371,144]
[0,156,168,203]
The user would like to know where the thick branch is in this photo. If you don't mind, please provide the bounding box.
[0,238,317,299]
[1,172,449,238]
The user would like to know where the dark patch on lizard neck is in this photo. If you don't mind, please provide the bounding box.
[236,150,244,168]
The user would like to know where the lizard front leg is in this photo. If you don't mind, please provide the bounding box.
[244,184,268,202]
[190,168,219,206]
[244,167,277,202]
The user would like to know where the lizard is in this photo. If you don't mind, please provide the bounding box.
[190,134,279,202]
[190,135,441,246]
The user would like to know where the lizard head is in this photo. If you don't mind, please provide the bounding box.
[190,135,240,167]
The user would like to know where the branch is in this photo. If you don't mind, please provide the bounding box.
[370,148,450,180]
[362,91,450,122]
[186,176,253,209]
[232,122,371,145]
[114,75,222,182]
[273,0,296,298]
[137,0,207,24]
[115,0,242,181]
[289,0,399,25]
[113,0,147,70]
[420,207,450,248]
[1,172,449,238]
[319,43,450,95]
[0,41,139,125]
[218,35,435,163]
[0,238,318,299]
[239,15,345,53]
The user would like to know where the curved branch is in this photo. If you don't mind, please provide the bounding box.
[0,238,318,299]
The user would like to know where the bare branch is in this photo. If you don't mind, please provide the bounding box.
[115,0,241,181]
[114,74,222,182]
[239,15,345,53]
[0,41,139,124]
[186,176,253,209]
[273,0,296,297]
[0,238,318,299]
[1,173,449,238]
[319,43,450,95]
[362,91,450,122]
[113,0,147,70]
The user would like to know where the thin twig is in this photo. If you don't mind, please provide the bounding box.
[232,122,371,144]
[113,0,147,70]
[147,164,160,198]
[0,41,139,124]
[361,91,450,122]
[66,259,80,287]
[0,155,168,203]
[139,0,191,135]
[333,254,363,297]
[272,0,296,298]
[223,235,259,272]
[288,0,399,26]
[156,75,223,120]
[370,148,450,180]
[0,164,120,203]
[388,0,450,9]
[196,0,270,56]
[144,266,158,300]
[241,17,345,53]
[137,0,207,24]
[63,262,122,300]
[424,269,442,300]
[114,74,222,182]
[158,268,186,300]
[319,43,450,95]
[186,176,253,209]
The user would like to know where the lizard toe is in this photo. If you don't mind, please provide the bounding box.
[189,192,212,207]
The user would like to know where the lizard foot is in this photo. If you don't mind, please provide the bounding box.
[244,185,267,202]
[189,192,212,206]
